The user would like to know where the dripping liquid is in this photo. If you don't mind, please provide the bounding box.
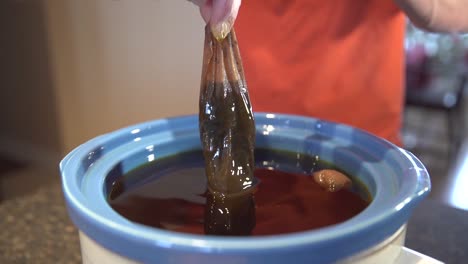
[108,149,371,236]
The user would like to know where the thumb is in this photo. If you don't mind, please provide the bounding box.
[199,0,241,40]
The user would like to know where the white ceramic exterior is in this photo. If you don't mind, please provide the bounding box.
[78,225,442,264]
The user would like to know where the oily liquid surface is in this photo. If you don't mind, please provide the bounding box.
[108,149,370,236]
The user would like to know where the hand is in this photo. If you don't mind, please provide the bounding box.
[189,0,241,39]
[394,0,468,32]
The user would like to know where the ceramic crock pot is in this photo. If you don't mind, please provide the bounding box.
[60,113,431,264]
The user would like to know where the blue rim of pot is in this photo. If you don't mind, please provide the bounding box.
[60,113,431,263]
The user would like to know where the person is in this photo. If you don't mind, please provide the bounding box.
[190,0,468,146]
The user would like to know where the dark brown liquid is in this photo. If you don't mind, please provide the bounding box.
[108,149,370,236]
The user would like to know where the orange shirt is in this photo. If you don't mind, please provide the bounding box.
[236,0,405,145]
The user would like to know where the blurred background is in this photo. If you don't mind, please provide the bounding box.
[0,0,204,199]
[403,23,468,211]
[0,0,467,262]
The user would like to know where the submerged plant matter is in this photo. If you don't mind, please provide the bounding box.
[199,26,256,235]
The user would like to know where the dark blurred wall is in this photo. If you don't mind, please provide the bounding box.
[0,0,62,164]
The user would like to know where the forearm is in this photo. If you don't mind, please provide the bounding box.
[394,0,468,32]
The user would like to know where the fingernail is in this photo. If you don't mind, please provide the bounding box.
[210,19,233,41]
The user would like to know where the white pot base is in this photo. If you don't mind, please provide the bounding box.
[79,224,442,264]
